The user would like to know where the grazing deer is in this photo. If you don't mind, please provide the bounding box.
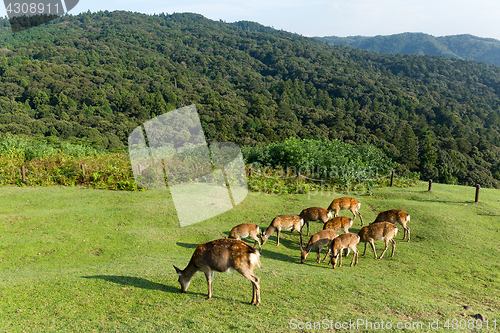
[327,197,363,226]
[228,223,262,251]
[323,216,354,234]
[300,229,339,263]
[173,238,261,306]
[299,207,333,236]
[261,215,304,249]
[324,232,360,269]
[371,209,411,242]
[358,222,398,259]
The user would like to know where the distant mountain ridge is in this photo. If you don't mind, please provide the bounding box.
[317,33,500,66]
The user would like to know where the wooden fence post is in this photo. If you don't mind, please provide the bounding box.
[81,163,86,183]
[21,166,26,184]
[428,179,432,191]
[390,170,395,187]
[475,184,480,202]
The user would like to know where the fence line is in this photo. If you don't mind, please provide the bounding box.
[431,182,476,193]
[479,188,500,202]
[248,167,395,184]
[2,164,500,204]
[0,164,122,185]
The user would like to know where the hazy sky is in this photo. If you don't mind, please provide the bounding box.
[1,0,500,40]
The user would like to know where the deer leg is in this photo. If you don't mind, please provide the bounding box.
[316,247,321,263]
[405,226,411,242]
[322,249,331,263]
[241,271,260,306]
[253,236,262,251]
[276,229,281,246]
[378,239,389,259]
[300,219,310,237]
[362,242,368,256]
[350,247,359,267]
[353,210,363,226]
[390,238,396,257]
[338,250,343,267]
[204,270,215,300]
[369,241,378,259]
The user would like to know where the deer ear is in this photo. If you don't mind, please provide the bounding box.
[173,265,182,275]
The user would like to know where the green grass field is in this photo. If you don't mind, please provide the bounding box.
[1,183,499,332]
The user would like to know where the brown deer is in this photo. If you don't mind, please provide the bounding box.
[358,222,398,259]
[228,223,262,251]
[327,197,363,226]
[261,215,304,248]
[300,229,339,263]
[324,232,360,269]
[323,216,354,234]
[299,207,332,236]
[173,238,261,306]
[371,209,411,242]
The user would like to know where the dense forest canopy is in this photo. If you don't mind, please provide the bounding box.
[0,11,500,187]
[317,33,500,67]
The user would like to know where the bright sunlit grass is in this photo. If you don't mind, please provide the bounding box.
[1,183,499,332]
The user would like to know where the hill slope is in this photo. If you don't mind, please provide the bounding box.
[317,33,500,66]
[1,185,499,331]
[0,12,500,188]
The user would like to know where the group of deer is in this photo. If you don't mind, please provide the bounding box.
[173,196,410,306]
[300,198,411,271]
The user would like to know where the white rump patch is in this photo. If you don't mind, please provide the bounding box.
[250,252,261,268]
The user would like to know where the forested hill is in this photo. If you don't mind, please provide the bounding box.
[1,11,500,188]
[317,33,500,67]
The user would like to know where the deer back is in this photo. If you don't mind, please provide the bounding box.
[359,222,398,243]
[323,216,354,231]
[269,215,303,231]
[327,197,360,211]
[229,223,260,239]
[373,209,409,223]
[304,229,339,251]
[299,207,331,222]
[330,232,359,253]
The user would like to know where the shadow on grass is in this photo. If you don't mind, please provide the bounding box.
[82,275,178,293]
[175,242,199,249]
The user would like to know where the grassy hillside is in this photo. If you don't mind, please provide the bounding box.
[1,184,499,332]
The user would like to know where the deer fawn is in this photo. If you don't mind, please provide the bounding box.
[323,216,353,234]
[371,209,411,242]
[299,207,333,236]
[261,215,304,249]
[327,197,364,226]
[324,232,360,269]
[173,238,261,306]
[358,222,398,259]
[228,223,262,251]
[300,229,339,263]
